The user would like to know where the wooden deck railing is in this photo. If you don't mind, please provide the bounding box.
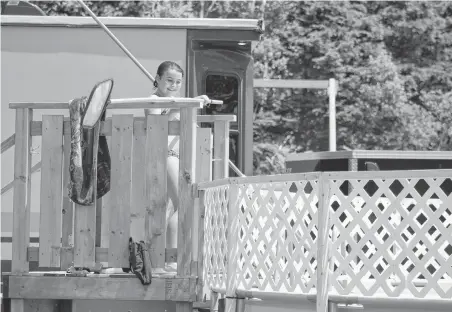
[2,98,236,311]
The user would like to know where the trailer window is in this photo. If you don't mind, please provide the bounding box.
[204,74,239,115]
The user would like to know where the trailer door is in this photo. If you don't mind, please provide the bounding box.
[188,39,254,176]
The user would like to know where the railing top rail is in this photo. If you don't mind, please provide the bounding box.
[197,172,321,190]
[9,97,213,110]
[197,115,236,123]
[324,168,452,180]
[198,168,452,190]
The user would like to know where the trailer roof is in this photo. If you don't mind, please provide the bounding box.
[1,15,264,33]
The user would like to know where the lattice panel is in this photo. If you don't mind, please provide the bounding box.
[329,176,452,298]
[234,180,319,293]
[203,185,230,289]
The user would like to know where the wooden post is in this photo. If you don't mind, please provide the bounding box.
[177,106,198,312]
[100,134,112,251]
[236,298,245,312]
[11,108,32,312]
[316,173,331,312]
[61,124,74,270]
[210,290,219,312]
[195,128,213,301]
[39,115,64,268]
[213,120,229,180]
[11,108,33,273]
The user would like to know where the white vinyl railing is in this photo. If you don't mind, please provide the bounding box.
[198,169,452,312]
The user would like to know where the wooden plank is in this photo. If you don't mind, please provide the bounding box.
[73,122,101,268]
[253,79,330,89]
[100,136,112,249]
[145,115,168,268]
[108,115,134,268]
[11,299,25,312]
[196,128,213,184]
[27,246,177,263]
[31,119,180,136]
[30,115,245,137]
[177,107,197,277]
[194,128,212,300]
[210,290,220,312]
[1,133,15,154]
[24,299,67,312]
[11,108,33,273]
[7,276,196,301]
[57,300,74,312]
[95,198,102,247]
[39,115,64,268]
[213,120,229,180]
[131,131,146,242]
[73,205,96,268]
[197,115,236,123]
[10,98,204,109]
[176,303,193,312]
[61,128,74,270]
[176,107,196,312]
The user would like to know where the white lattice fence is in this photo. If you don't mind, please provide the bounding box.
[233,179,320,293]
[203,185,230,290]
[327,171,452,298]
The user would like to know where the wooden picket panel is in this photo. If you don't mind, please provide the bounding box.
[38,115,64,268]
[108,115,134,268]
[145,114,169,268]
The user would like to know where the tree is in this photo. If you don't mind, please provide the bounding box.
[32,1,195,18]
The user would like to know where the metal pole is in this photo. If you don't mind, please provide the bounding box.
[77,0,241,175]
[76,0,156,83]
[328,78,337,152]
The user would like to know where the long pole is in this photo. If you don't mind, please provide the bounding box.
[76,0,243,176]
[76,0,156,83]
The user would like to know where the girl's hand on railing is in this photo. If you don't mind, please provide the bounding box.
[194,94,211,105]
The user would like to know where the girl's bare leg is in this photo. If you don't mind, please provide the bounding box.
[166,155,179,249]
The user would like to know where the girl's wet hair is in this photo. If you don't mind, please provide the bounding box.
[154,61,184,88]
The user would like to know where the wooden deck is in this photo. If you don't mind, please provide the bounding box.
[1,98,234,312]
[2,97,452,312]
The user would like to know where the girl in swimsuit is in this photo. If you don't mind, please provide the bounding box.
[145,61,210,249]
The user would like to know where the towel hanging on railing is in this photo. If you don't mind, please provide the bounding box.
[67,81,113,206]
